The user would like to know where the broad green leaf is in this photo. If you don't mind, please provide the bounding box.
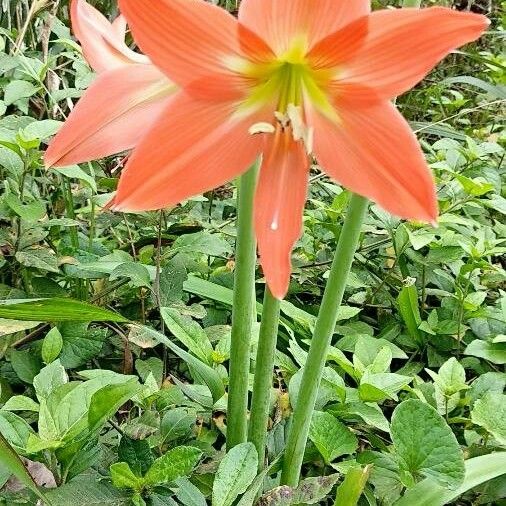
[110,262,151,288]
[10,349,41,383]
[57,165,97,192]
[469,372,506,405]
[134,325,225,402]
[59,322,107,368]
[144,446,202,486]
[0,411,35,452]
[44,474,130,505]
[393,452,506,506]
[161,407,195,443]
[118,436,154,477]
[2,395,39,412]
[309,411,358,464]
[172,231,232,257]
[257,474,340,505]
[212,442,258,506]
[16,249,59,273]
[334,465,371,506]
[173,477,207,506]
[0,298,128,322]
[0,433,51,504]
[471,393,506,445]
[427,357,468,396]
[110,462,143,491]
[22,119,62,141]
[359,372,412,402]
[87,379,143,435]
[464,340,506,365]
[391,399,464,489]
[4,193,46,221]
[4,80,39,105]
[42,327,63,364]
[161,307,214,365]
[158,255,187,306]
[328,402,390,433]
[33,359,67,401]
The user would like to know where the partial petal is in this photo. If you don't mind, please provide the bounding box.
[113,92,264,211]
[71,0,148,72]
[118,0,267,88]
[239,0,370,55]
[309,100,438,222]
[112,14,128,40]
[255,129,309,299]
[45,64,174,167]
[341,7,489,100]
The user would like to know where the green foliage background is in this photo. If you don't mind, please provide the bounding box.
[0,0,504,505]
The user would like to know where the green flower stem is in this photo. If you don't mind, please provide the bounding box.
[402,0,422,7]
[227,162,260,450]
[281,194,369,486]
[249,287,281,469]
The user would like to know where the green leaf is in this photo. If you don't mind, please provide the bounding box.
[398,284,423,346]
[44,475,130,505]
[173,476,207,506]
[2,395,39,412]
[158,255,187,306]
[4,80,39,105]
[10,349,41,384]
[160,407,195,443]
[57,165,97,192]
[257,475,340,505]
[393,453,506,506]
[33,359,67,401]
[22,119,62,141]
[212,442,258,506]
[118,436,154,477]
[110,462,143,491]
[0,432,52,504]
[4,193,46,221]
[0,298,128,322]
[161,307,214,365]
[59,322,107,368]
[87,379,143,435]
[309,411,358,464]
[16,248,59,273]
[334,465,371,506]
[133,324,225,402]
[110,262,151,288]
[0,319,40,337]
[429,357,468,396]
[144,446,202,486]
[471,393,506,445]
[359,372,412,402]
[172,231,232,257]
[464,340,506,365]
[42,327,63,364]
[391,399,465,489]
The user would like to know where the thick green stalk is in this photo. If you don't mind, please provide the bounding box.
[281,194,369,486]
[249,287,281,469]
[227,162,259,450]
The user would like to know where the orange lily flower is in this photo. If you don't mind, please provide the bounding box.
[44,0,176,167]
[85,0,489,298]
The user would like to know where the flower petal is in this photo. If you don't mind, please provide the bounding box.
[309,100,438,222]
[71,0,147,72]
[45,64,174,167]
[239,0,370,55]
[118,0,265,88]
[113,92,263,211]
[341,7,489,100]
[255,129,309,300]
[112,14,128,40]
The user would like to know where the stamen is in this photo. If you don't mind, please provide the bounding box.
[249,122,276,135]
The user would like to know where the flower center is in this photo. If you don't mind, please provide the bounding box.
[233,37,337,124]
